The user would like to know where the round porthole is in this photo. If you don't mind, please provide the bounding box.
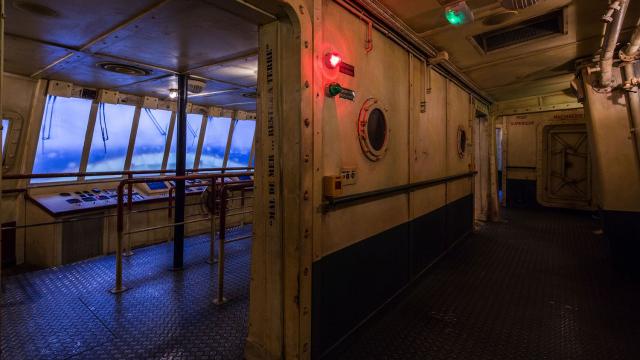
[457,126,467,159]
[358,98,389,161]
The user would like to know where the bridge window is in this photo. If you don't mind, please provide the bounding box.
[86,103,136,178]
[227,120,256,168]
[130,108,173,172]
[2,118,8,156]
[200,116,232,170]
[167,114,205,170]
[32,96,93,183]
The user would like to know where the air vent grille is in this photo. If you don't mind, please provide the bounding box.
[473,9,564,53]
[98,62,151,76]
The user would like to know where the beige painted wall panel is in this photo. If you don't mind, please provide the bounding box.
[446,81,472,176]
[447,177,472,204]
[321,194,409,256]
[322,1,409,195]
[410,184,446,220]
[506,115,537,168]
[412,69,446,182]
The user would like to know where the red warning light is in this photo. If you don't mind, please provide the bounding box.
[325,52,342,69]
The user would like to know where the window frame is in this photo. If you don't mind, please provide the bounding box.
[224,118,257,169]
[0,110,24,173]
[29,95,96,185]
[27,90,256,187]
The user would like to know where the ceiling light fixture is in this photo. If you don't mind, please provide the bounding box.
[168,89,178,99]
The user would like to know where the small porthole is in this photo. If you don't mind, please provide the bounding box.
[457,127,467,159]
[367,108,387,151]
[358,98,389,161]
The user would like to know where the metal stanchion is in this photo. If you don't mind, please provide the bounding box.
[124,174,134,256]
[207,179,217,265]
[240,188,246,227]
[214,187,227,305]
[167,187,174,243]
[111,185,127,294]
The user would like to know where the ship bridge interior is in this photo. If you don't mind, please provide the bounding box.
[1,0,640,359]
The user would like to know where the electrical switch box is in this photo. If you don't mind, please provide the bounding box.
[323,175,343,198]
[340,167,358,186]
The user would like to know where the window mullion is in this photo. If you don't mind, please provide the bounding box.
[193,114,207,171]
[123,105,142,172]
[162,111,176,172]
[79,101,100,181]
[222,112,238,169]
[248,120,256,168]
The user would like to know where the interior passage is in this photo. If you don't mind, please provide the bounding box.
[1,226,252,360]
[333,209,640,360]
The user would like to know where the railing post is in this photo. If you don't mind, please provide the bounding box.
[207,177,217,264]
[111,183,128,294]
[124,173,134,256]
[214,185,227,305]
[167,186,174,243]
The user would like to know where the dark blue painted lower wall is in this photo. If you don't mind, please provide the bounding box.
[506,179,538,208]
[602,209,640,276]
[312,194,474,358]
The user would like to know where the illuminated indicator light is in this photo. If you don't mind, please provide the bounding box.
[445,9,465,25]
[445,1,474,26]
[326,82,343,97]
[325,52,342,69]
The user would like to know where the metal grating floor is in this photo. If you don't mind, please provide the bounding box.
[334,209,640,360]
[1,226,253,360]
[3,209,640,360]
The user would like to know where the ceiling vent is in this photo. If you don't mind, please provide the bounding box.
[98,62,151,76]
[12,1,60,18]
[188,79,206,94]
[472,8,565,53]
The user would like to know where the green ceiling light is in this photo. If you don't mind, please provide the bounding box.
[445,1,474,26]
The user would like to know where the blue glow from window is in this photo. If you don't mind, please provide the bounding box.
[227,120,256,168]
[167,114,204,170]
[86,103,135,179]
[130,108,173,172]
[2,118,8,156]
[199,116,231,170]
[32,96,92,183]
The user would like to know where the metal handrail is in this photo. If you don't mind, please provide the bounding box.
[323,171,477,211]
[2,166,254,180]
[111,172,254,293]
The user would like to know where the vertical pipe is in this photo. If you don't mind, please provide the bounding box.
[173,74,188,269]
[600,0,630,88]
[214,187,227,305]
[623,63,640,168]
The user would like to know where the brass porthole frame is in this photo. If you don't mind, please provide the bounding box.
[457,126,467,159]
[357,98,389,162]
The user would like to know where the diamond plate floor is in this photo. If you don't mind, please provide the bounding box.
[334,209,640,360]
[1,226,252,360]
